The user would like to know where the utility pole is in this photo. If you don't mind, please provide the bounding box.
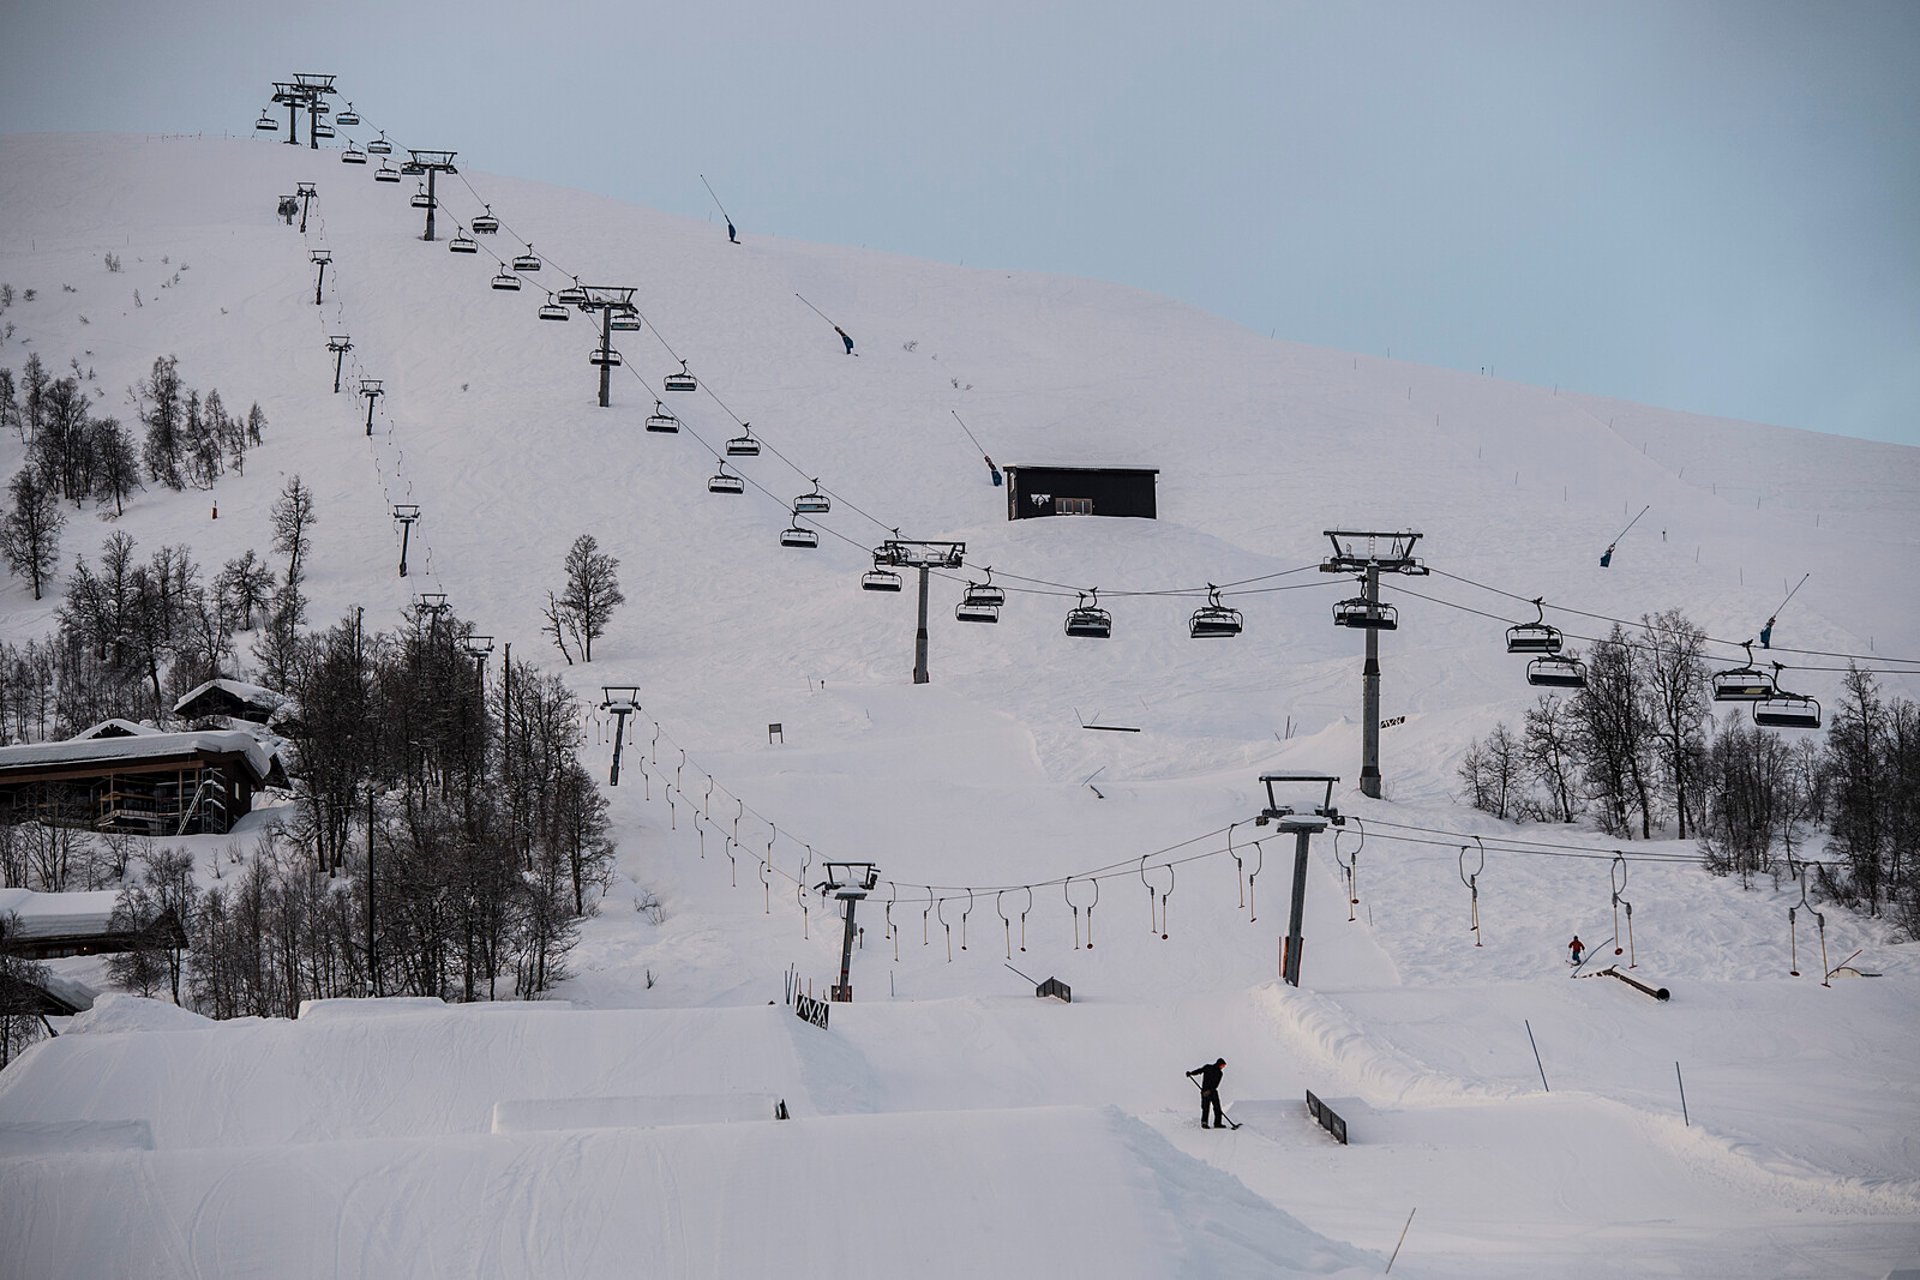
[877,539,966,684]
[576,286,638,406]
[295,182,317,233]
[402,150,458,241]
[359,378,383,436]
[327,335,352,392]
[309,249,331,305]
[1257,774,1343,987]
[815,864,881,1000]
[365,780,380,996]
[601,687,640,786]
[1319,530,1426,799]
[392,504,421,577]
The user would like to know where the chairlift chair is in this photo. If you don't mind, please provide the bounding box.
[373,164,401,183]
[471,208,500,234]
[490,272,522,291]
[448,235,478,254]
[341,147,368,165]
[609,309,641,332]
[1752,691,1822,730]
[780,518,819,548]
[313,124,336,140]
[961,573,1006,610]
[663,360,697,392]
[367,135,393,155]
[555,281,589,306]
[955,598,1001,624]
[335,104,361,126]
[645,401,679,432]
[511,247,542,272]
[1526,655,1588,689]
[254,110,278,132]
[1188,585,1244,639]
[726,426,761,457]
[1333,597,1398,630]
[707,467,744,495]
[537,300,570,321]
[1505,598,1563,654]
[399,160,425,176]
[861,563,904,592]
[1065,591,1112,639]
[589,347,622,367]
[792,481,831,515]
[1712,642,1776,702]
[410,188,434,210]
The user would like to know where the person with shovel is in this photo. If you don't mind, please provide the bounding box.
[1186,1057,1229,1129]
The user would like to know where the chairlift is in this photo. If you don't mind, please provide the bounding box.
[399,160,425,176]
[1333,597,1398,630]
[410,188,434,210]
[1505,597,1563,654]
[707,466,744,495]
[780,518,819,549]
[792,480,830,515]
[1712,641,1776,702]
[589,347,622,367]
[471,208,500,234]
[609,309,641,332]
[1188,585,1244,639]
[254,110,278,132]
[512,246,542,272]
[1752,691,1822,730]
[861,563,904,592]
[537,300,570,322]
[663,360,697,393]
[961,571,1005,611]
[367,135,393,155]
[955,597,1001,624]
[726,426,761,457]
[313,124,336,141]
[1526,655,1588,689]
[340,147,367,165]
[645,401,679,432]
[335,104,362,126]
[448,235,478,254]
[1065,590,1112,639]
[373,164,401,184]
[490,272,522,292]
[555,281,589,306]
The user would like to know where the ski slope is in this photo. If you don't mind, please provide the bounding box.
[1,132,1918,1278]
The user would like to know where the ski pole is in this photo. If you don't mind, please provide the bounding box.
[699,174,733,224]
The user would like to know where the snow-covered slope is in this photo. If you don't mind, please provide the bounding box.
[1,133,1917,1278]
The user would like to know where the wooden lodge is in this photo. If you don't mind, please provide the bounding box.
[0,730,286,837]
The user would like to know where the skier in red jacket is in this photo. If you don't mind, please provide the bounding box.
[1569,935,1585,965]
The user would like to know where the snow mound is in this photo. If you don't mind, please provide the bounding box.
[65,994,215,1036]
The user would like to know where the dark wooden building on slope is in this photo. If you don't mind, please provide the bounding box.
[1004,465,1158,520]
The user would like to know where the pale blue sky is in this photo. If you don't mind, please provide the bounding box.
[4,0,1915,445]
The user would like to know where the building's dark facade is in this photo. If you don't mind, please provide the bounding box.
[1004,466,1158,521]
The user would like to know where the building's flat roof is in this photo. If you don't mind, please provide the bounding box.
[0,729,278,782]
[1005,464,1159,474]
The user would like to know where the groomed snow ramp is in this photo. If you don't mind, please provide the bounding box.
[0,1105,1375,1279]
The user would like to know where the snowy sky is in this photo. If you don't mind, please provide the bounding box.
[3,0,1915,447]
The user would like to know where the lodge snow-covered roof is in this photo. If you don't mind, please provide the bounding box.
[171,678,288,716]
[0,729,279,782]
[0,888,121,941]
[72,718,163,740]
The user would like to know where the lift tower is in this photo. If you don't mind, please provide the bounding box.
[402,150,458,241]
[575,286,639,406]
[1256,773,1344,988]
[815,863,881,1001]
[1319,530,1426,798]
[878,540,966,684]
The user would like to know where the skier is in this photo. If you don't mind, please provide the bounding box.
[1599,544,1615,569]
[835,325,855,355]
[727,219,738,245]
[277,196,298,226]
[1186,1058,1227,1129]
[1569,935,1585,966]
[1760,616,1775,649]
